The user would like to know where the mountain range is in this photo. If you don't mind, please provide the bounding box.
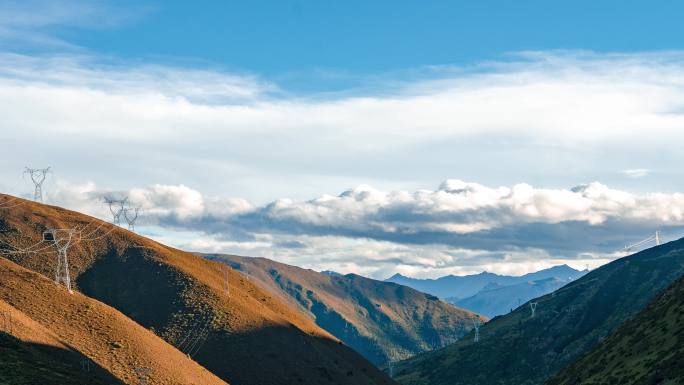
[202,254,483,366]
[387,265,586,317]
[453,277,577,318]
[393,237,684,385]
[3,192,682,384]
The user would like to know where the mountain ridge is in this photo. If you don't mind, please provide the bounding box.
[393,238,684,385]
[203,253,484,366]
[385,264,583,299]
[546,261,684,384]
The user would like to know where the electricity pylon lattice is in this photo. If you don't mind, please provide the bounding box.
[472,319,481,343]
[530,302,538,317]
[224,266,230,296]
[0,311,12,334]
[623,231,663,254]
[123,206,141,231]
[104,197,128,225]
[24,167,50,202]
[44,229,80,294]
[80,358,91,372]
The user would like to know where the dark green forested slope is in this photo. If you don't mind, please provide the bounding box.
[394,238,684,385]
[547,270,684,385]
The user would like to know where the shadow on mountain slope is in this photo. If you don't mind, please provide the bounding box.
[0,194,395,385]
[394,238,684,385]
[0,333,124,385]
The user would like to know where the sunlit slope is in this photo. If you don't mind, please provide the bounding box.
[0,257,228,385]
[206,254,483,365]
[547,270,684,385]
[0,295,116,385]
[0,194,395,385]
[394,239,684,385]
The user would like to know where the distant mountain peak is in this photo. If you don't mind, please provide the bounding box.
[321,270,343,277]
[388,272,408,280]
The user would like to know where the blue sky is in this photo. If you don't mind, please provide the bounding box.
[11,0,684,88]
[2,0,684,278]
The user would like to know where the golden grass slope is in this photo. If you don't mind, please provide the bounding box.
[0,194,395,385]
[0,257,228,385]
[209,254,484,365]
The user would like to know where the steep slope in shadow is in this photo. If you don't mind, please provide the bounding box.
[394,239,684,385]
[0,194,395,385]
[547,269,684,384]
[206,254,483,366]
[0,257,228,385]
[0,333,124,385]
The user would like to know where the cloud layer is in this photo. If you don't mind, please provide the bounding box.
[2,51,684,203]
[40,179,684,278]
[2,49,684,277]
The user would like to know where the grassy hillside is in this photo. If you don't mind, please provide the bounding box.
[547,269,684,384]
[0,258,228,385]
[0,194,394,385]
[393,239,684,385]
[205,254,483,365]
[0,333,118,385]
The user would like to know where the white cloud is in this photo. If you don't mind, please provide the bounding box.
[255,180,684,234]
[0,1,150,49]
[4,49,684,277]
[2,51,684,204]
[39,178,684,278]
[129,184,205,220]
[622,168,650,178]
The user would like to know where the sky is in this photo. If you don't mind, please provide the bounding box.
[2,0,684,278]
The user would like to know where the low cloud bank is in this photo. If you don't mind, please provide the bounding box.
[40,179,684,278]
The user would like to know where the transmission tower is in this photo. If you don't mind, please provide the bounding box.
[529,302,538,318]
[80,358,91,373]
[472,319,481,343]
[43,229,80,294]
[24,167,50,202]
[0,311,12,335]
[623,231,662,254]
[123,206,141,231]
[104,197,128,225]
[134,367,151,385]
[223,265,230,296]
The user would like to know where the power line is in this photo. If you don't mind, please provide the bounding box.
[0,195,25,210]
[622,231,663,254]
